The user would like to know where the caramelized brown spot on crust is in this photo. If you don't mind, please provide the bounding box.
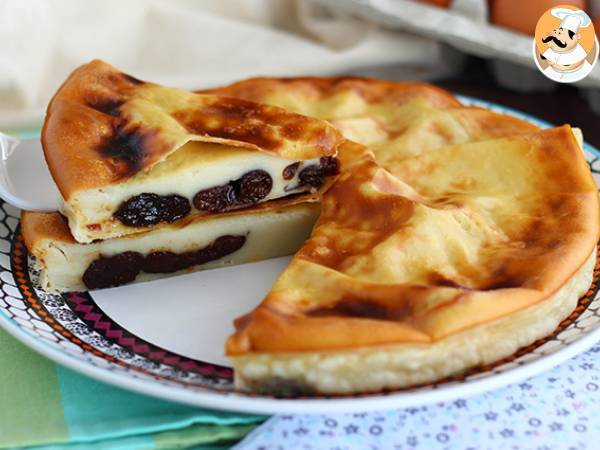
[307,298,410,321]
[202,77,462,108]
[171,97,338,153]
[282,124,304,139]
[427,272,469,289]
[480,262,525,290]
[172,98,281,150]
[102,71,145,88]
[482,277,523,290]
[122,73,144,85]
[473,192,590,292]
[98,125,159,177]
[86,98,124,117]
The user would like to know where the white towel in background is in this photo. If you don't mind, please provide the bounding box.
[0,0,443,129]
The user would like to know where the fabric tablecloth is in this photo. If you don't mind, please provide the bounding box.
[234,342,600,449]
[0,328,265,449]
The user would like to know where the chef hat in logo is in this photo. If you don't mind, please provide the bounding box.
[551,7,592,33]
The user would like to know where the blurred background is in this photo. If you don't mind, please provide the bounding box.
[2,0,600,144]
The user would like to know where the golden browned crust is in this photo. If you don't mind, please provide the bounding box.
[202,76,539,164]
[227,125,599,355]
[22,211,77,251]
[202,76,464,108]
[42,61,344,200]
[451,106,539,138]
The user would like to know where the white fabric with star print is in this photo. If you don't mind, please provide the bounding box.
[234,343,600,449]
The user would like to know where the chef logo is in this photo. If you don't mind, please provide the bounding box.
[533,5,598,83]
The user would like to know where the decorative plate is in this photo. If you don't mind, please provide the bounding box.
[1,98,600,415]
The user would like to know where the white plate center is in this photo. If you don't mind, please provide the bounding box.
[91,257,290,366]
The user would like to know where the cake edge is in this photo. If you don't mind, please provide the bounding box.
[231,247,597,395]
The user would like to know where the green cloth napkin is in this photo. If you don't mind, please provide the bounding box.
[0,128,265,449]
[0,329,265,449]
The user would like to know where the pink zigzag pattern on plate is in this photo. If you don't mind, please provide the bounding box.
[65,292,233,379]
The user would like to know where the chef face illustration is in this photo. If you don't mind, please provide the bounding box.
[534,7,598,83]
[542,27,580,53]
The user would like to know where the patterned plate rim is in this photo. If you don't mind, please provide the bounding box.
[0,97,599,415]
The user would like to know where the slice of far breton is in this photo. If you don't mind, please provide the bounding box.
[227,126,599,395]
[22,195,320,292]
[42,61,343,243]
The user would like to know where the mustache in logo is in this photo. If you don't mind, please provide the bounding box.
[542,35,567,48]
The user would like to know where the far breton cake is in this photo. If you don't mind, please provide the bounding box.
[42,61,343,243]
[24,70,600,395]
[228,126,598,395]
[22,62,344,291]
[207,78,599,394]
